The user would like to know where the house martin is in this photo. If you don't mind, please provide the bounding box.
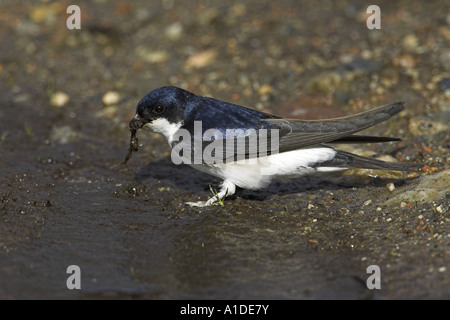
[125,86,421,207]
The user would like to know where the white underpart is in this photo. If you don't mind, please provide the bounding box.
[190,147,339,190]
[143,117,182,146]
[185,147,344,207]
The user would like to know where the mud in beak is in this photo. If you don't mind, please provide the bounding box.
[122,116,146,165]
[129,115,146,131]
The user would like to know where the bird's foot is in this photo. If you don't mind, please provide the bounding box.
[185,180,236,207]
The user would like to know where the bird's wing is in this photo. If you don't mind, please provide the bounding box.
[269,101,405,153]
[220,101,405,162]
[173,101,405,164]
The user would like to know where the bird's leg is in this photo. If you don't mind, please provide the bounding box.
[186,180,236,207]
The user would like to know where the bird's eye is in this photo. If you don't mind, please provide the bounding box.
[152,103,165,115]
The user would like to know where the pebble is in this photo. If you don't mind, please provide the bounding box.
[102,91,120,105]
[165,22,183,41]
[50,91,70,107]
[383,169,450,206]
[158,187,171,192]
[363,199,373,206]
[136,47,169,64]
[184,49,217,69]
[402,34,419,50]
[386,182,395,192]
[30,3,62,24]
[258,84,274,95]
[393,54,416,69]
[438,77,450,91]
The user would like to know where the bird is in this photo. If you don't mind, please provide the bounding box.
[124,86,421,207]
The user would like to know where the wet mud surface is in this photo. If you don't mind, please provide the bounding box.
[0,1,448,299]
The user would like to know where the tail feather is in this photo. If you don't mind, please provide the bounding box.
[319,150,422,171]
[329,135,402,144]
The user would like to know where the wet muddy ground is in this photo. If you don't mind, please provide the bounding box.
[0,0,448,299]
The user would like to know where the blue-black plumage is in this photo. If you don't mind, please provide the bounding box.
[126,86,421,206]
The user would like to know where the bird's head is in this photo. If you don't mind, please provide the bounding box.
[129,86,193,132]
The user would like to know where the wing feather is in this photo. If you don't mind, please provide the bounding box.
[173,101,405,163]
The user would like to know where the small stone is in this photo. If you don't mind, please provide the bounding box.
[102,91,120,106]
[30,3,62,24]
[435,205,444,213]
[136,47,169,64]
[184,49,217,69]
[50,92,70,107]
[363,199,373,206]
[402,34,419,50]
[258,84,274,95]
[393,54,416,69]
[165,22,183,41]
[438,77,450,91]
[386,182,395,192]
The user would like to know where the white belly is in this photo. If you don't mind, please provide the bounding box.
[188,147,343,190]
